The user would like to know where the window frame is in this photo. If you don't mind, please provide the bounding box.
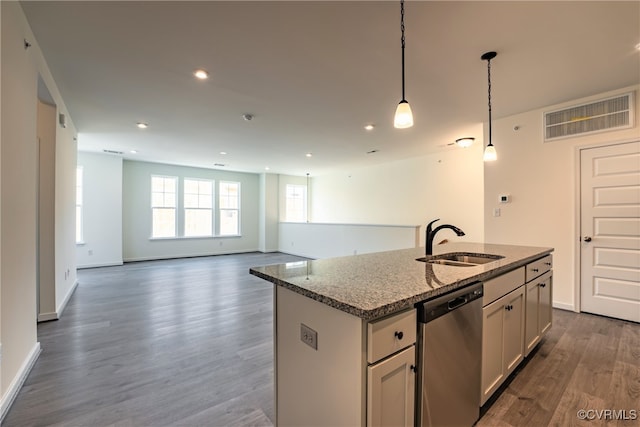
[218,181,241,236]
[76,166,84,244]
[183,177,214,237]
[285,183,308,223]
[150,175,178,239]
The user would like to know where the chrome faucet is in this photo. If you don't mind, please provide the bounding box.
[425,219,465,256]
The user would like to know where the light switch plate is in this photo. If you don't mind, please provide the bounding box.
[300,323,318,350]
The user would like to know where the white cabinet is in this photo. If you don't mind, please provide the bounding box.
[525,256,553,356]
[275,286,415,427]
[481,254,553,405]
[481,282,526,405]
[367,346,415,427]
[366,309,416,427]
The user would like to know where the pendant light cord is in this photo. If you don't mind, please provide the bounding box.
[487,57,493,146]
[400,0,406,101]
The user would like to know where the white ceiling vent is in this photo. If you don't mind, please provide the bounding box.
[103,149,124,155]
[544,92,634,142]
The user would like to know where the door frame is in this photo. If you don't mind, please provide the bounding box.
[574,137,640,314]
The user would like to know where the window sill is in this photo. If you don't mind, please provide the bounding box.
[149,235,242,241]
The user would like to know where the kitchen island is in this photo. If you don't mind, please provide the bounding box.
[250,242,553,427]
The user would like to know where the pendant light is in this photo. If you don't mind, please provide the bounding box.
[394,0,413,129]
[481,51,497,161]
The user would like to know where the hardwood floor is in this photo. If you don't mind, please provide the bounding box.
[3,253,639,426]
[4,252,306,427]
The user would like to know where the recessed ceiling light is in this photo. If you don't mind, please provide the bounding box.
[306,153,313,158]
[136,122,148,129]
[130,150,138,154]
[364,124,375,131]
[194,69,209,80]
[265,166,270,171]
[220,151,227,155]
[636,43,640,51]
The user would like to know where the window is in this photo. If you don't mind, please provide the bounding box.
[184,178,213,237]
[285,184,307,222]
[76,166,83,243]
[219,181,240,235]
[151,175,177,238]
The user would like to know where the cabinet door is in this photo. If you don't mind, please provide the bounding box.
[481,286,526,405]
[481,298,506,405]
[503,286,525,375]
[367,345,415,427]
[525,281,541,356]
[539,275,552,335]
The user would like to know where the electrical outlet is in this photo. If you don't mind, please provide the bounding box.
[88,249,93,256]
[300,323,318,350]
[493,208,501,217]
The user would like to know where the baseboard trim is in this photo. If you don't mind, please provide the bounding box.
[0,342,41,423]
[37,312,58,322]
[56,279,79,318]
[123,249,257,263]
[78,261,123,269]
[552,301,576,312]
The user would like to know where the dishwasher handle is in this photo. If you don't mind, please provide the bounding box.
[448,296,468,310]
[418,282,483,324]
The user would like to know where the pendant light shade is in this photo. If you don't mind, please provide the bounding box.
[394,0,413,129]
[394,100,413,128]
[483,143,497,161]
[481,51,497,162]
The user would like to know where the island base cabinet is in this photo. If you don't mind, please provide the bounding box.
[481,285,525,405]
[367,346,415,427]
[275,286,365,427]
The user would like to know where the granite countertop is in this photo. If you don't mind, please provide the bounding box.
[250,242,553,321]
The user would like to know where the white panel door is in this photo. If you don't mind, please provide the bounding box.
[580,141,640,322]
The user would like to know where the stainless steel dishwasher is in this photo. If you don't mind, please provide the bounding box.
[418,282,483,427]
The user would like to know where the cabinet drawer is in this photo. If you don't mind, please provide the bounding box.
[526,254,552,282]
[367,309,416,364]
[483,267,525,307]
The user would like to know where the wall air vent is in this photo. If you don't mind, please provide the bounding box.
[544,92,634,142]
[103,149,124,155]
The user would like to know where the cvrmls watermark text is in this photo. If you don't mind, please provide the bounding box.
[577,409,637,421]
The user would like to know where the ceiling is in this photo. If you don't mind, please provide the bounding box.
[21,1,640,176]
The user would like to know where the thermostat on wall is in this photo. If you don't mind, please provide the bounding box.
[499,194,510,203]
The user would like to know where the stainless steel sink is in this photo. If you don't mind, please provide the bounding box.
[416,252,504,267]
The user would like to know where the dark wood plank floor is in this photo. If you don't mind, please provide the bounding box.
[4,253,639,426]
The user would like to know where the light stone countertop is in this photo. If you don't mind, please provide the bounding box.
[250,242,553,321]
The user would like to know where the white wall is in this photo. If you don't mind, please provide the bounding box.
[122,160,260,261]
[53,103,78,319]
[76,152,123,268]
[37,101,56,319]
[484,85,640,311]
[1,1,77,417]
[259,173,279,252]
[279,222,419,259]
[310,138,485,246]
